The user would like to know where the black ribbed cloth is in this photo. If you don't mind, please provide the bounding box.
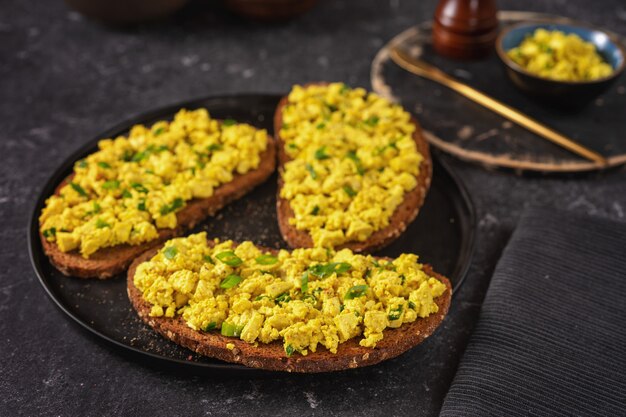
[440,208,626,417]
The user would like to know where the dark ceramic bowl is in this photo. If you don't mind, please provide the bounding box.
[64,0,189,25]
[224,0,318,22]
[496,22,625,107]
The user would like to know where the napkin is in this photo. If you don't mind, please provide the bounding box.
[440,208,626,416]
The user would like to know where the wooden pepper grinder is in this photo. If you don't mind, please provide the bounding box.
[433,0,499,60]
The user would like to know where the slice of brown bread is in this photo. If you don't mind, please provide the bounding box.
[127,241,451,373]
[41,140,276,279]
[273,84,433,253]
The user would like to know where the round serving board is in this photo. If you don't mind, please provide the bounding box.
[371,11,626,173]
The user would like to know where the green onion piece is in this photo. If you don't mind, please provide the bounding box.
[204,255,215,264]
[137,199,147,211]
[316,122,326,130]
[121,150,133,161]
[275,292,291,304]
[77,159,87,168]
[145,169,155,175]
[287,143,298,150]
[344,285,368,300]
[95,218,110,229]
[314,146,330,160]
[153,127,165,136]
[400,274,406,285]
[285,345,295,357]
[131,151,149,162]
[255,254,278,265]
[325,103,338,112]
[70,182,88,197]
[203,322,217,331]
[97,161,112,169]
[131,182,148,193]
[102,180,120,190]
[408,301,416,310]
[215,251,243,267]
[343,184,357,197]
[43,227,57,238]
[254,295,269,301]
[163,246,178,260]
[339,304,345,312]
[160,198,184,215]
[346,150,365,175]
[308,262,352,279]
[364,116,379,126]
[311,205,320,215]
[339,83,350,94]
[220,274,242,289]
[207,143,223,152]
[221,322,243,337]
[301,271,309,293]
[222,119,237,126]
[302,293,317,304]
[363,268,371,279]
[305,164,318,180]
[388,305,403,321]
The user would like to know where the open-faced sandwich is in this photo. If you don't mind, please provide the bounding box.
[39,109,276,279]
[127,232,451,372]
[274,83,432,252]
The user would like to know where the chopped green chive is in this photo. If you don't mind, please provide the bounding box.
[95,218,110,229]
[131,182,148,193]
[363,268,371,279]
[346,150,365,175]
[215,251,243,267]
[308,262,352,279]
[220,274,242,289]
[153,127,165,136]
[285,344,295,357]
[301,271,309,293]
[275,292,291,304]
[137,199,147,211]
[43,227,57,238]
[388,305,403,321]
[204,255,215,264]
[255,254,278,265]
[339,83,350,94]
[311,205,320,215]
[131,151,149,162]
[160,197,184,215]
[314,146,330,160]
[77,159,88,168]
[70,182,88,197]
[97,161,111,169]
[207,143,223,152]
[302,293,317,304]
[102,180,120,190]
[254,295,270,301]
[316,122,326,130]
[222,119,237,126]
[305,164,318,180]
[287,143,298,150]
[221,322,243,337]
[163,246,178,259]
[364,116,380,126]
[343,184,357,197]
[325,103,338,112]
[408,301,416,310]
[344,285,368,300]
[203,322,217,331]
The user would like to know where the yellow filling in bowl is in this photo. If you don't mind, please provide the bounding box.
[279,83,424,248]
[39,109,268,258]
[134,232,447,356]
[507,28,614,81]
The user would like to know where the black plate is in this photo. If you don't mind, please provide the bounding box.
[28,94,476,374]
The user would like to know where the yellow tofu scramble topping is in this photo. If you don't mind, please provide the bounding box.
[39,109,268,258]
[279,83,424,248]
[507,28,613,81]
[134,232,447,357]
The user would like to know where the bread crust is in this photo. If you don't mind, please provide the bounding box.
[126,241,451,373]
[273,84,433,253]
[40,138,276,279]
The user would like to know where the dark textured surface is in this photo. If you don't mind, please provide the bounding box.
[1,0,626,416]
[440,208,626,416]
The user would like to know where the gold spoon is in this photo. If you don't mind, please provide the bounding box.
[390,46,608,166]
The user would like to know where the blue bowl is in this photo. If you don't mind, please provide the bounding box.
[496,22,625,107]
